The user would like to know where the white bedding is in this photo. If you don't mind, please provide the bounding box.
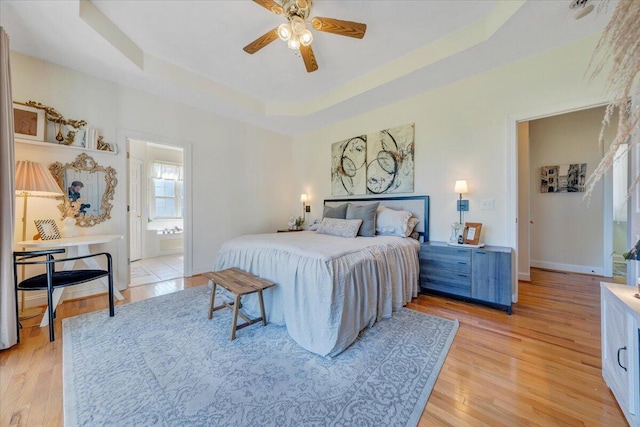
[214,231,420,357]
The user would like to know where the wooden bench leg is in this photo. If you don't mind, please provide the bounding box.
[258,290,267,326]
[208,282,217,319]
[230,294,241,340]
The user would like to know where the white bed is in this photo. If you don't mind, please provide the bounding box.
[214,196,429,357]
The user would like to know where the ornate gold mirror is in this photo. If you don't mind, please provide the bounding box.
[50,153,117,227]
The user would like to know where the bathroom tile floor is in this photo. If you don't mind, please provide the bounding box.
[129,254,184,287]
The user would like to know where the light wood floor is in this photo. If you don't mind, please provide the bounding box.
[1,269,628,426]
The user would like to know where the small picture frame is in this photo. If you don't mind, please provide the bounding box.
[34,219,61,240]
[463,222,482,245]
[13,103,46,142]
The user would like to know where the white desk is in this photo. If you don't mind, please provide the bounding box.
[18,234,124,327]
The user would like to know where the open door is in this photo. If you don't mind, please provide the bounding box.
[129,158,142,263]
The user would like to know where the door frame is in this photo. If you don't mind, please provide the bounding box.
[507,95,610,301]
[128,157,143,262]
[119,129,193,281]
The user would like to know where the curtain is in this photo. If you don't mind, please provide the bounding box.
[149,161,183,180]
[0,27,17,349]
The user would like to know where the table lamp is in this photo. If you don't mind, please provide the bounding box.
[15,160,64,319]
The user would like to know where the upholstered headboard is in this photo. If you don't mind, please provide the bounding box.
[324,195,430,241]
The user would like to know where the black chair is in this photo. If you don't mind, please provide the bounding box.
[13,248,115,342]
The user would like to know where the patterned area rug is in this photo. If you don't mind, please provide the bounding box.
[63,286,458,426]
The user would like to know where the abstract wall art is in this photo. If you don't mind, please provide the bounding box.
[331,123,415,196]
[540,163,587,193]
[331,135,367,196]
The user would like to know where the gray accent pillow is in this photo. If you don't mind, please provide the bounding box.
[346,202,379,237]
[323,203,348,219]
[315,218,363,238]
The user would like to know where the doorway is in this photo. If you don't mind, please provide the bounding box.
[514,104,623,285]
[128,139,185,287]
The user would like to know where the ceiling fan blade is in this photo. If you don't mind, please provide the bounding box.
[252,0,283,15]
[311,17,367,39]
[243,28,279,54]
[300,44,319,73]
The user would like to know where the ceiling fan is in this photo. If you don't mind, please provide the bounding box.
[243,0,367,73]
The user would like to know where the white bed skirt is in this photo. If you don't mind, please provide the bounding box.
[214,232,419,357]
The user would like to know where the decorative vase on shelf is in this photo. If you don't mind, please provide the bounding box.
[449,222,462,244]
[60,217,79,238]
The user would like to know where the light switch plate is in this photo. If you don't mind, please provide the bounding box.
[481,199,494,210]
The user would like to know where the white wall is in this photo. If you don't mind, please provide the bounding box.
[529,106,610,275]
[11,52,294,305]
[292,35,608,254]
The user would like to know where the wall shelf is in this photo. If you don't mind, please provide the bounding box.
[15,138,117,155]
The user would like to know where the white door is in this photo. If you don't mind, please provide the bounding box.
[129,158,143,262]
[517,121,531,281]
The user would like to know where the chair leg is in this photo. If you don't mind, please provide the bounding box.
[108,270,114,317]
[14,288,20,344]
[47,288,55,342]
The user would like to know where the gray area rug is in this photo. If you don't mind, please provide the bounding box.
[63,286,458,426]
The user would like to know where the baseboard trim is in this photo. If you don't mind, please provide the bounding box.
[530,260,603,276]
[518,272,531,281]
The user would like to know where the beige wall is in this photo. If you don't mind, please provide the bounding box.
[292,35,608,257]
[11,52,294,305]
[529,106,611,274]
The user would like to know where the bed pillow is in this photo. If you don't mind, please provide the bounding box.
[323,203,348,219]
[376,206,413,237]
[346,202,379,237]
[315,218,363,238]
[405,216,420,237]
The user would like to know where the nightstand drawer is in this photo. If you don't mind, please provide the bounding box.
[419,245,470,275]
[419,256,470,274]
[420,244,470,258]
[420,270,471,297]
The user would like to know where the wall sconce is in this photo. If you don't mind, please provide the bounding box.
[454,180,469,224]
[300,193,309,217]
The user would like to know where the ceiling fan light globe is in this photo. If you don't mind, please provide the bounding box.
[278,23,292,41]
[288,36,301,50]
[300,29,313,46]
[296,0,309,10]
[291,16,306,35]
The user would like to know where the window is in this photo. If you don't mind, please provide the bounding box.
[149,161,183,219]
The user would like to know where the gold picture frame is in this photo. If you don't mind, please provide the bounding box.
[462,222,482,245]
[13,102,46,142]
[34,219,61,240]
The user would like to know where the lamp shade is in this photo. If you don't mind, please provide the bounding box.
[15,160,63,196]
[454,180,469,194]
[300,193,308,203]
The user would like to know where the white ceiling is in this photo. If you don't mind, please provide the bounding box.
[0,0,614,136]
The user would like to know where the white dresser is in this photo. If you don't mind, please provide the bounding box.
[602,282,640,427]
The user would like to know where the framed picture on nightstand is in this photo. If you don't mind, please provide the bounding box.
[463,222,482,245]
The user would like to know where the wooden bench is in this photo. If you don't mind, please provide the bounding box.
[203,268,275,340]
